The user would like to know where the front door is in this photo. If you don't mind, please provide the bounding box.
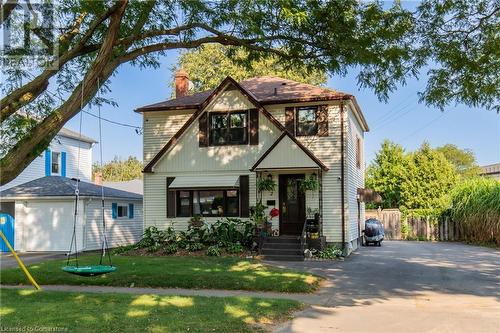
[279,174,305,235]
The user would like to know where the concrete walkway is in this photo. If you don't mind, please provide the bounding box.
[0,284,321,304]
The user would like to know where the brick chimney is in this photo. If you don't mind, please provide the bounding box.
[175,69,189,98]
[94,172,103,185]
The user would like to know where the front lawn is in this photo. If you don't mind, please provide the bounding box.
[0,255,321,293]
[0,288,302,333]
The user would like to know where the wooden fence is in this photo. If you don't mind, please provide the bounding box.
[365,209,461,241]
[365,209,401,240]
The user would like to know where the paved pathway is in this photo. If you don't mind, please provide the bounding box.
[0,252,65,269]
[270,241,500,333]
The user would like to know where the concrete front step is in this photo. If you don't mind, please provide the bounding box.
[264,237,300,244]
[262,243,301,250]
[261,248,303,256]
[260,254,305,261]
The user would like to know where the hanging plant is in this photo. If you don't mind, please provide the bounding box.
[256,177,277,193]
[299,175,319,192]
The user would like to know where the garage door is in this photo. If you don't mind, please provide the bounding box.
[23,201,81,252]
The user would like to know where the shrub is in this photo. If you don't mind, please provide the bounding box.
[111,244,136,255]
[449,178,500,244]
[209,218,255,247]
[227,242,243,254]
[186,242,204,252]
[315,245,342,259]
[164,243,178,254]
[206,245,221,257]
[137,226,176,249]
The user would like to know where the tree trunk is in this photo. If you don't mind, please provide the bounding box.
[0,0,128,185]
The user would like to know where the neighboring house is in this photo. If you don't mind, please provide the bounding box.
[0,128,96,191]
[480,163,500,180]
[0,176,143,252]
[135,74,369,255]
[103,179,143,195]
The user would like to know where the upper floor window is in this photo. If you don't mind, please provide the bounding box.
[51,152,60,174]
[209,111,248,145]
[296,107,318,136]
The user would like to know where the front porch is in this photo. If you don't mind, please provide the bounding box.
[250,133,329,260]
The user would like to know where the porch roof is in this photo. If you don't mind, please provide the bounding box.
[251,133,328,171]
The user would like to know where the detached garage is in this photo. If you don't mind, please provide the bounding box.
[0,176,143,252]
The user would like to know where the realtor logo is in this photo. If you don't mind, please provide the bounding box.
[1,0,58,69]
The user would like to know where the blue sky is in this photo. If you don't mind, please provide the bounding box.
[66,53,499,168]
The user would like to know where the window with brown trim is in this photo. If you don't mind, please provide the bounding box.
[209,111,248,145]
[176,189,239,217]
[296,106,318,136]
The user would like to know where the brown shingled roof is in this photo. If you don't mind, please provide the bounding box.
[135,76,349,112]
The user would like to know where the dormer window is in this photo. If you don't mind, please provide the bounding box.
[51,151,60,175]
[209,111,248,145]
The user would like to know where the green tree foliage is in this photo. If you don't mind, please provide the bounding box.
[400,143,458,210]
[366,141,459,210]
[93,156,143,182]
[1,0,499,184]
[173,44,327,93]
[435,144,481,178]
[366,140,407,208]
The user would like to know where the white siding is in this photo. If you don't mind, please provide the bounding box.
[143,110,194,164]
[84,199,143,250]
[1,133,93,191]
[144,170,256,231]
[154,112,280,172]
[205,89,255,112]
[255,135,319,170]
[346,104,366,243]
[14,199,84,252]
[266,103,344,242]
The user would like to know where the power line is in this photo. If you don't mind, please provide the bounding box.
[399,112,447,143]
[43,88,143,133]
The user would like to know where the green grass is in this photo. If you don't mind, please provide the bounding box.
[0,288,302,333]
[0,255,321,293]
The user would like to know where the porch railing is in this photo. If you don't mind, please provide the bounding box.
[300,218,308,255]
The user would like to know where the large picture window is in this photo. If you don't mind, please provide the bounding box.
[209,111,248,145]
[176,189,239,217]
[296,106,318,136]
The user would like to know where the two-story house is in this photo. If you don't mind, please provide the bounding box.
[136,73,369,256]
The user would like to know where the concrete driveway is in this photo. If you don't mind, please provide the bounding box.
[272,241,500,333]
[0,252,65,269]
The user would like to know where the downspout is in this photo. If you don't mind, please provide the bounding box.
[340,101,346,253]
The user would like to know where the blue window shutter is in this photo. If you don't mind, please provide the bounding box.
[61,152,67,177]
[112,203,118,219]
[128,203,134,219]
[45,149,51,176]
